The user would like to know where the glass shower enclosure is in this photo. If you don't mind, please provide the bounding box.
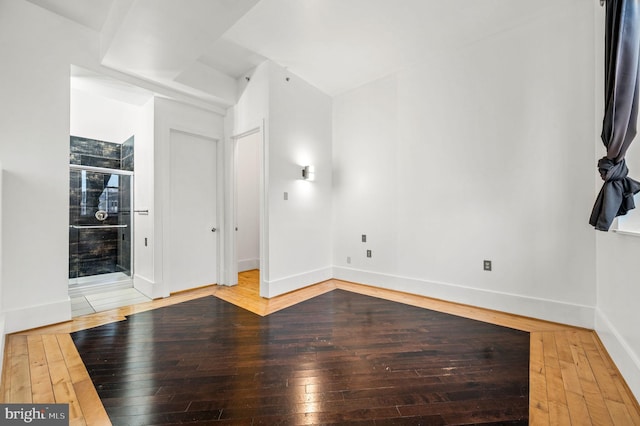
[69,166,133,288]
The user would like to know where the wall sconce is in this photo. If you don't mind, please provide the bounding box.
[302,165,315,181]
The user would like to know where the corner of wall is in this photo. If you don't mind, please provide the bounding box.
[595,308,640,401]
[265,267,333,299]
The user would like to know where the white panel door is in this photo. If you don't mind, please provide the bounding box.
[169,130,217,292]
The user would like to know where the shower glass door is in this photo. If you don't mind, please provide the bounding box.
[69,167,133,287]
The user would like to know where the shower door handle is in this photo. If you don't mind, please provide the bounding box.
[70,225,128,229]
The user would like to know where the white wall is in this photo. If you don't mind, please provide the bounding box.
[265,63,333,296]
[70,88,142,144]
[231,61,333,297]
[133,98,155,291]
[333,0,597,328]
[593,2,640,401]
[236,131,260,271]
[0,0,86,332]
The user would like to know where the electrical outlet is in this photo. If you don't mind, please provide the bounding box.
[366,250,372,258]
[347,256,351,264]
[483,260,492,271]
[284,192,288,200]
[362,234,367,243]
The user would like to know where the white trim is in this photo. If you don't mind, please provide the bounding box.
[595,308,640,401]
[238,258,259,272]
[333,266,595,329]
[69,164,134,176]
[264,267,333,298]
[611,229,640,237]
[133,274,158,299]
[4,299,71,334]
[231,127,261,141]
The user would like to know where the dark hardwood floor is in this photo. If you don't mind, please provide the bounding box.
[71,289,529,425]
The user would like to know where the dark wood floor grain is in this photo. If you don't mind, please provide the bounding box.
[71,289,529,425]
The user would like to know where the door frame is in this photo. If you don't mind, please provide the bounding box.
[228,122,268,297]
[68,164,135,289]
[162,127,224,296]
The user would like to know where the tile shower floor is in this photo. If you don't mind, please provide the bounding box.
[71,288,151,317]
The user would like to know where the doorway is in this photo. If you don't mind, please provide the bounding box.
[232,127,264,296]
[68,136,134,291]
[236,131,261,274]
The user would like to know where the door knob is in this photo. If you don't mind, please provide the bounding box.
[211,227,217,232]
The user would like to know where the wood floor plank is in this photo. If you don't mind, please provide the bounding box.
[555,331,594,425]
[72,379,111,426]
[565,390,594,426]
[42,335,84,425]
[541,331,571,425]
[579,331,625,404]
[569,330,614,425]
[26,335,55,403]
[529,332,550,425]
[57,335,89,384]
[8,335,31,403]
[1,335,12,402]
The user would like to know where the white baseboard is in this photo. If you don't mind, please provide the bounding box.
[238,258,259,272]
[264,267,333,298]
[595,308,640,401]
[4,299,71,334]
[333,266,595,329]
[134,274,163,299]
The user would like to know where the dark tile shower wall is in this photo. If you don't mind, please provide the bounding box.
[70,136,122,169]
[69,136,134,279]
[121,136,134,171]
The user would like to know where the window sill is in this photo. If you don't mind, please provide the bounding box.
[612,229,640,237]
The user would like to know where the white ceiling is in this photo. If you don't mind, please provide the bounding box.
[26,0,559,106]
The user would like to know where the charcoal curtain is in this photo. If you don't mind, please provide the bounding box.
[590,0,640,231]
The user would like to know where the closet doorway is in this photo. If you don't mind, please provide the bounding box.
[235,129,262,288]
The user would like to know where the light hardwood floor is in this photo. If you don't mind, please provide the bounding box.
[2,270,639,425]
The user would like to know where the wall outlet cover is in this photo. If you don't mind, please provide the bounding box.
[483,260,492,271]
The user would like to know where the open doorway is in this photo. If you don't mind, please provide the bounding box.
[234,128,263,294]
[69,65,153,315]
